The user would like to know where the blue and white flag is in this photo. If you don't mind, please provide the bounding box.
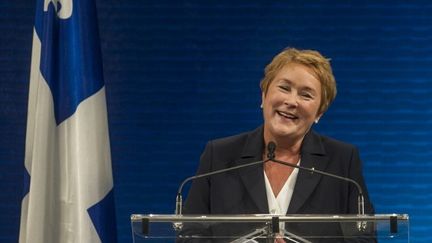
[19,0,117,242]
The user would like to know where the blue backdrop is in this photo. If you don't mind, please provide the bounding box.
[1,1,431,242]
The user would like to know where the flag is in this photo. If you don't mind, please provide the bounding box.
[19,0,117,242]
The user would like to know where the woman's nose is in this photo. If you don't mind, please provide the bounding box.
[283,93,298,107]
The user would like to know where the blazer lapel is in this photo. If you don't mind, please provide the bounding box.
[287,130,329,214]
[235,126,269,213]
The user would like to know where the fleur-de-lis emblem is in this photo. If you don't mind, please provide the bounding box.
[44,0,73,19]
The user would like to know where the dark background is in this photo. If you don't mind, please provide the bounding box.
[1,1,431,242]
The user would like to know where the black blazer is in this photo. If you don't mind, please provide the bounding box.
[182,126,375,242]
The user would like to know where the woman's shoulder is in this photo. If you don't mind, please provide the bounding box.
[310,130,358,153]
[209,126,263,148]
[203,126,263,161]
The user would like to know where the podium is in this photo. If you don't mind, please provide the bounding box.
[131,214,409,242]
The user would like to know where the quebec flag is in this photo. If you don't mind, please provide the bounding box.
[19,0,117,242]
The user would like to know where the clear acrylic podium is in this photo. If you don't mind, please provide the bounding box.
[131,214,409,242]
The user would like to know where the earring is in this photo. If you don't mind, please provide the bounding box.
[260,104,263,109]
[314,119,319,124]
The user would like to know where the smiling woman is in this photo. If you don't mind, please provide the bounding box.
[182,48,375,242]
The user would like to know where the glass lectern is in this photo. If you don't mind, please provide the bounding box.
[131,214,408,242]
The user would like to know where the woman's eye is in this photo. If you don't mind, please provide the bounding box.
[279,86,290,91]
[301,93,313,99]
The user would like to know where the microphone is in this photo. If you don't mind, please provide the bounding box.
[267,141,276,160]
[175,157,271,215]
[266,141,367,231]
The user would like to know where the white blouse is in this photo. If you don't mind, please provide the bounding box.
[264,160,300,232]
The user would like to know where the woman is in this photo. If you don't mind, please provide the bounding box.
[182,48,375,242]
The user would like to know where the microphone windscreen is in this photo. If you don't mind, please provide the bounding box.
[267,141,276,159]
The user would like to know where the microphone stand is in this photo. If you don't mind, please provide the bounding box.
[175,159,271,215]
[267,141,367,231]
[269,157,365,216]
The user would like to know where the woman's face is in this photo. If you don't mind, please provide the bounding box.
[262,63,322,143]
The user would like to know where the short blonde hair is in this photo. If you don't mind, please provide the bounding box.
[260,48,337,115]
